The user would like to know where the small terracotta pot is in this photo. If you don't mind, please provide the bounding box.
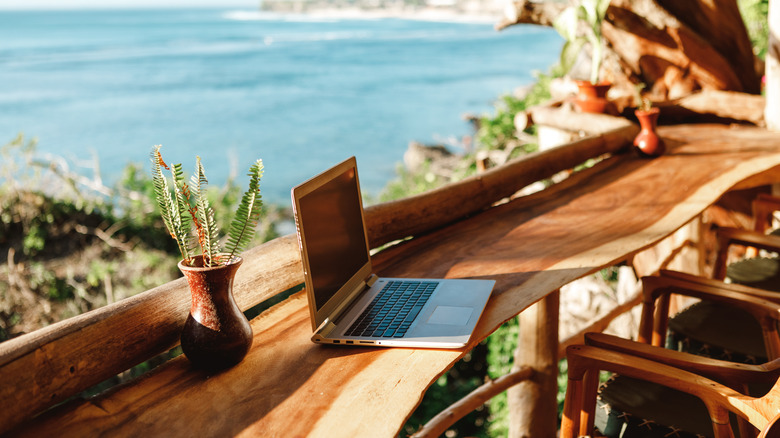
[634,107,666,157]
[574,80,612,113]
[178,255,252,371]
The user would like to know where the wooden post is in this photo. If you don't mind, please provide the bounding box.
[507,290,560,438]
[767,0,780,130]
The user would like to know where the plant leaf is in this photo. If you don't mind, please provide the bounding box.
[553,7,579,42]
[150,145,194,262]
[190,156,221,266]
[224,159,264,263]
[558,38,586,77]
[171,162,195,261]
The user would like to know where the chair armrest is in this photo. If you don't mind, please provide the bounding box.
[584,332,777,387]
[659,269,780,303]
[566,344,746,401]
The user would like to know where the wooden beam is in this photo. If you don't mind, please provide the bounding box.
[508,290,560,438]
[364,124,637,248]
[525,106,636,134]
[657,90,766,126]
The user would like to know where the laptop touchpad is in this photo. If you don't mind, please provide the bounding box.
[428,306,473,326]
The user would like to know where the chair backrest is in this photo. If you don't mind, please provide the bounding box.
[753,193,780,234]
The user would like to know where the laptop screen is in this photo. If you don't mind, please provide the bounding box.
[297,163,370,312]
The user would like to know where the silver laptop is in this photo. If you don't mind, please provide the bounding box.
[291,156,494,348]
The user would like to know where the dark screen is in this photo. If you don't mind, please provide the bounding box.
[299,167,369,311]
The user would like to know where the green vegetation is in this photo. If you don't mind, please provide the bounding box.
[739,0,769,60]
[0,135,279,342]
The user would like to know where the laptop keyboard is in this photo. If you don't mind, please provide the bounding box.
[345,281,437,338]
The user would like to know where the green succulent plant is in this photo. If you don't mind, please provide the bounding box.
[151,145,264,267]
[553,0,611,84]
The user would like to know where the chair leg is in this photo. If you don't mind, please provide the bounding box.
[638,296,655,344]
[709,404,735,438]
[561,376,584,438]
[652,293,670,347]
[761,320,780,360]
[580,369,599,435]
[714,234,730,281]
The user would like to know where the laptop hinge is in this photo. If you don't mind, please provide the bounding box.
[320,274,380,332]
[315,319,338,339]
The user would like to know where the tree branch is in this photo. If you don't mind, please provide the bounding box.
[410,366,535,438]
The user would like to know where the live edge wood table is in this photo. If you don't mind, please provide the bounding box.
[11,124,780,438]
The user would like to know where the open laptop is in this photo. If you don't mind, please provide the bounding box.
[291,156,494,348]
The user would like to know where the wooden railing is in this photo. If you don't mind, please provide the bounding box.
[0,110,640,434]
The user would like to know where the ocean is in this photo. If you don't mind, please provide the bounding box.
[0,8,561,204]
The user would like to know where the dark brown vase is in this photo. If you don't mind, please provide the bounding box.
[178,255,252,371]
[634,107,666,157]
[574,80,612,113]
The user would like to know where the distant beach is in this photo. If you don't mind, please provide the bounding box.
[227,8,504,24]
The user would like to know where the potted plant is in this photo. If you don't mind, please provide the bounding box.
[553,0,611,113]
[151,145,264,371]
[633,96,665,157]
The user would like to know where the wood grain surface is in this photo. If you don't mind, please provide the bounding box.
[9,124,780,437]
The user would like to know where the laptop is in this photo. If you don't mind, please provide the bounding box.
[291,156,495,348]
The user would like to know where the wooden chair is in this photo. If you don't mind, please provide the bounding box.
[643,271,780,364]
[561,333,780,438]
[656,194,780,364]
[578,275,780,437]
[715,194,780,290]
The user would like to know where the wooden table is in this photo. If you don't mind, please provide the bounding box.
[14,124,780,437]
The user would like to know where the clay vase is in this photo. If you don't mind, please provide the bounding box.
[634,107,666,157]
[178,255,252,371]
[574,80,612,113]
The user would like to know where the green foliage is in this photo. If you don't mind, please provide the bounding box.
[190,157,220,264]
[476,95,528,153]
[475,72,553,154]
[151,146,194,261]
[739,0,769,60]
[485,317,519,437]
[402,343,490,438]
[150,145,264,267]
[22,223,47,255]
[379,161,447,203]
[553,0,610,83]
[225,159,264,262]
[28,262,74,301]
